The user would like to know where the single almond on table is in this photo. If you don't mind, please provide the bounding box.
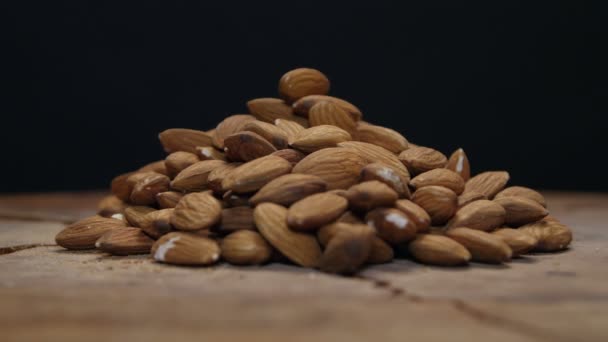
[270,149,306,166]
[212,114,256,149]
[55,215,126,250]
[292,94,362,121]
[215,206,255,234]
[495,186,547,208]
[293,147,367,190]
[492,228,538,256]
[360,163,411,198]
[339,141,411,183]
[171,160,227,192]
[290,125,352,153]
[447,200,506,231]
[408,234,471,266]
[250,173,328,206]
[319,225,374,274]
[222,155,292,193]
[96,227,154,255]
[221,230,273,265]
[365,208,417,244]
[254,203,322,267]
[457,191,487,208]
[394,199,431,233]
[410,168,465,195]
[308,100,357,133]
[278,68,330,103]
[242,120,289,149]
[171,191,222,231]
[195,146,226,161]
[354,122,408,154]
[463,171,510,199]
[207,162,241,193]
[494,196,549,226]
[445,148,471,181]
[445,227,512,264]
[156,191,184,209]
[165,151,200,178]
[151,232,220,266]
[345,180,398,211]
[223,131,277,161]
[274,118,306,144]
[129,172,170,206]
[247,98,308,126]
[398,146,448,175]
[140,209,174,239]
[97,195,126,217]
[411,185,458,225]
[287,192,348,231]
[519,219,573,252]
[159,128,213,154]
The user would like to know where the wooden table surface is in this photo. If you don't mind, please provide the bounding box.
[1,191,607,342]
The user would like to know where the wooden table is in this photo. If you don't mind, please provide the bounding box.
[1,192,607,342]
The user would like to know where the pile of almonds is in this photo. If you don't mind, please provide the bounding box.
[55,68,573,274]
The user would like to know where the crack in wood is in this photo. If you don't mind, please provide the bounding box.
[0,244,56,256]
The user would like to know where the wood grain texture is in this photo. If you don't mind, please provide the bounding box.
[0,191,607,342]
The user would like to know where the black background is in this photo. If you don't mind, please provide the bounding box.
[2,1,606,192]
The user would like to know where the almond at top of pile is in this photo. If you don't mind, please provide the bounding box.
[55,68,572,275]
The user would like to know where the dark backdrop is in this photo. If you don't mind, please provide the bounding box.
[2,1,606,192]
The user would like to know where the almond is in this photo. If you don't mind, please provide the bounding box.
[494,196,549,226]
[140,209,174,239]
[519,219,572,252]
[336,211,364,224]
[247,98,308,126]
[398,146,447,175]
[411,186,458,225]
[367,237,395,264]
[291,125,352,153]
[492,228,538,256]
[464,171,510,199]
[338,141,411,183]
[445,148,471,181]
[271,149,306,166]
[215,206,255,234]
[287,192,348,231]
[124,206,157,228]
[292,147,367,190]
[159,128,213,154]
[345,180,398,211]
[360,163,411,198]
[55,215,126,250]
[254,203,322,267]
[408,234,471,266]
[222,190,251,207]
[445,227,512,264]
[410,168,465,195]
[447,200,506,231]
[457,191,487,208]
[250,173,328,206]
[212,114,256,149]
[128,172,170,206]
[151,232,220,266]
[317,222,393,264]
[394,199,431,233]
[242,120,289,149]
[278,68,330,103]
[156,191,184,209]
[355,122,408,153]
[207,162,241,193]
[195,146,226,161]
[222,155,292,193]
[138,160,169,176]
[111,172,135,201]
[365,208,417,244]
[308,101,357,133]
[97,195,126,217]
[319,225,374,274]
[223,131,277,161]
[495,186,547,208]
[171,191,222,231]
[274,118,306,144]
[221,230,273,265]
[165,151,200,178]
[96,227,154,255]
[292,95,362,121]
[170,160,227,192]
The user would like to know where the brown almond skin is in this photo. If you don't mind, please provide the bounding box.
[138,160,169,176]
[195,146,226,161]
[317,222,393,264]
[278,68,330,103]
[365,208,417,245]
[254,203,322,268]
[492,228,539,256]
[207,163,241,193]
[271,149,306,167]
[410,168,465,195]
[399,146,447,175]
[445,148,471,181]
[212,114,256,149]
[447,200,506,231]
[291,125,352,153]
[171,192,222,231]
[171,160,227,192]
[495,186,547,208]
[156,191,184,209]
[215,207,256,234]
[408,234,471,266]
[221,230,273,265]
[394,199,431,233]
[339,141,411,183]
[140,209,174,239]
[446,227,512,264]
[360,163,411,199]
[124,206,157,228]
[222,190,252,207]
[411,186,458,225]
[293,147,368,190]
[308,101,357,133]
[345,180,398,211]
[247,98,306,125]
[222,155,293,193]
[96,227,154,255]
[250,173,328,207]
[165,151,199,179]
[97,195,127,217]
[151,232,221,266]
[129,172,170,206]
[55,216,127,250]
[274,119,306,144]
[241,120,289,149]
[463,171,510,199]
[223,131,277,162]
[457,191,487,208]
[355,123,409,154]
[292,95,362,121]
[287,193,348,231]
[159,128,213,154]
[519,219,573,252]
[494,196,549,227]
[111,172,135,201]
[319,226,374,274]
